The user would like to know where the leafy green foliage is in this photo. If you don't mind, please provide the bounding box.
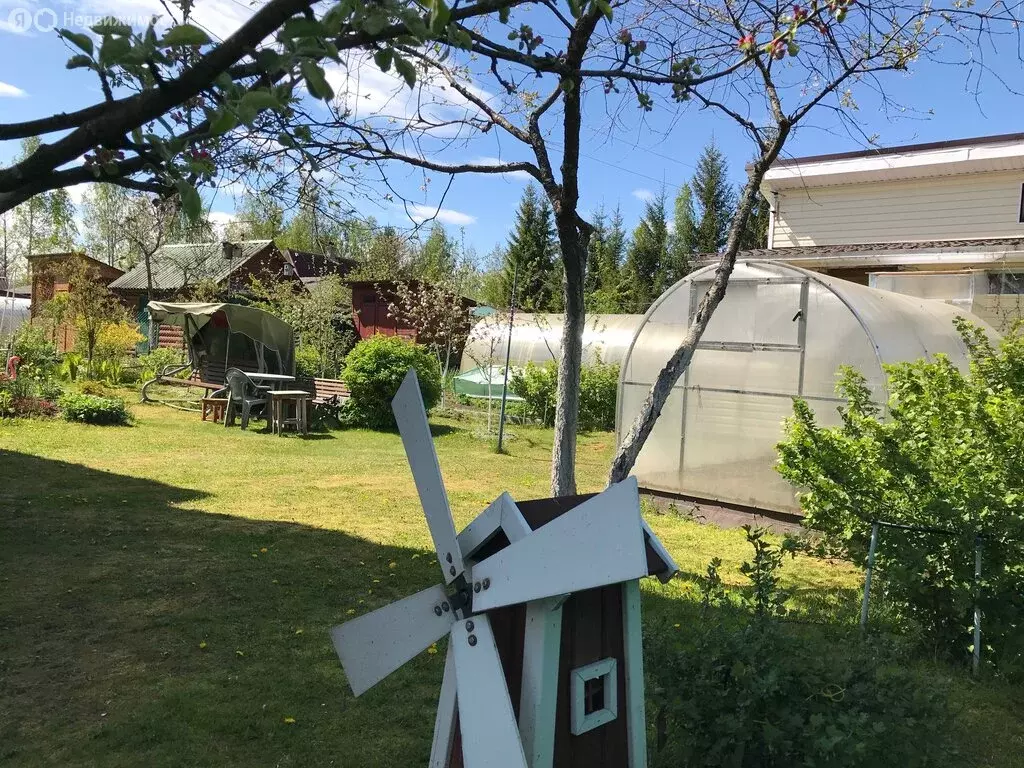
[58,392,132,425]
[295,344,323,379]
[692,140,737,254]
[777,320,1024,670]
[137,348,187,382]
[12,324,60,376]
[341,335,441,428]
[647,530,952,768]
[509,360,619,431]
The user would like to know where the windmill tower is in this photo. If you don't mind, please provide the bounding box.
[331,370,677,767]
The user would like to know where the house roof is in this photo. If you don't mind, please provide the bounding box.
[109,240,273,291]
[762,132,1024,191]
[26,251,125,277]
[773,132,1024,167]
[284,249,358,288]
[698,237,1024,270]
[0,278,31,298]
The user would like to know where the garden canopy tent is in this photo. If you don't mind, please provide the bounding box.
[147,301,295,377]
[618,261,999,515]
[452,366,523,401]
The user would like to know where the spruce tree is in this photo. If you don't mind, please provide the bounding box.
[692,141,736,254]
[585,205,627,312]
[502,184,558,312]
[620,191,668,313]
[666,183,697,285]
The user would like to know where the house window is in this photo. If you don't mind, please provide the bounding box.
[1020,183,1024,224]
[989,272,1024,295]
[570,658,618,736]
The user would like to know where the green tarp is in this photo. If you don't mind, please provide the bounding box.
[453,366,522,400]
[147,301,295,375]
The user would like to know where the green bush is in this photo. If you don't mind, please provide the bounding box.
[777,319,1024,670]
[342,335,441,429]
[58,393,132,425]
[646,529,951,768]
[509,361,557,425]
[137,348,187,381]
[295,344,322,379]
[12,325,59,374]
[509,360,620,431]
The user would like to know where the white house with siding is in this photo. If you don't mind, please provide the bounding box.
[745,133,1024,331]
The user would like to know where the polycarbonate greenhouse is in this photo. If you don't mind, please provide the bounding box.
[460,313,644,372]
[617,261,997,515]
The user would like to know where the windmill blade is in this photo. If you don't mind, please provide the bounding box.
[471,478,649,613]
[451,616,528,768]
[393,368,465,585]
[331,584,455,696]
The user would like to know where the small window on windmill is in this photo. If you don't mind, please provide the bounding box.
[570,658,618,736]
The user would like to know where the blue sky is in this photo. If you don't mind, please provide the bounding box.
[2,0,1023,258]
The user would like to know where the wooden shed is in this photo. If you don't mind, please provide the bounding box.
[349,280,478,343]
[27,253,125,352]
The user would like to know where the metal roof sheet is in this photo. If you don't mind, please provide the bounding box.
[109,240,272,291]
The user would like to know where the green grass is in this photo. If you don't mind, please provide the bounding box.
[1,404,1021,766]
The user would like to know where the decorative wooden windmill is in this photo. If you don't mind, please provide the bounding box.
[331,370,677,768]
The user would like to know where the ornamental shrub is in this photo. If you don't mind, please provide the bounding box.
[646,529,951,768]
[58,392,132,425]
[342,335,441,429]
[295,344,323,379]
[509,360,620,431]
[777,319,1024,670]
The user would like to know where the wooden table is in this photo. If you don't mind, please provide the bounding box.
[268,390,312,435]
[246,373,296,391]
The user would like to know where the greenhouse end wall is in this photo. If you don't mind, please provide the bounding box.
[617,261,994,515]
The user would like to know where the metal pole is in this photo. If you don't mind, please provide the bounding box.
[860,521,880,632]
[496,264,518,453]
[973,536,982,676]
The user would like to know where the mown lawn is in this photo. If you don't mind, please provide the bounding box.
[1,403,1021,766]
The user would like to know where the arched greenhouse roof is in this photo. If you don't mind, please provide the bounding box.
[460,313,643,372]
[617,260,998,515]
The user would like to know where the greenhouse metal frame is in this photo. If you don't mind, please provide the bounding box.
[616,260,996,515]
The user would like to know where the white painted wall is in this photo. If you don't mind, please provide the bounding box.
[771,170,1024,247]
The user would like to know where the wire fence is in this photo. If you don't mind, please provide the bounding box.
[858,520,1024,675]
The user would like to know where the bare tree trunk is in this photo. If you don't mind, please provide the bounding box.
[551,230,587,496]
[609,139,787,484]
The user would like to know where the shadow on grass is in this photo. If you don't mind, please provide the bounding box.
[0,450,445,768]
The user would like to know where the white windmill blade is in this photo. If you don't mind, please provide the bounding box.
[470,478,649,613]
[450,616,529,768]
[393,368,465,585]
[331,584,455,696]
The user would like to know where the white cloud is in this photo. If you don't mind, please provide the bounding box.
[632,188,654,202]
[207,211,236,238]
[474,157,532,182]
[408,204,476,226]
[324,54,495,139]
[0,81,26,98]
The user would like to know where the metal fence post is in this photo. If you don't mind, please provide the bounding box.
[973,536,982,676]
[860,522,880,632]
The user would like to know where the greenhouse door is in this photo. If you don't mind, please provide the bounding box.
[678,276,809,510]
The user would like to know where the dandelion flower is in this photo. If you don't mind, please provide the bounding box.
[346,609,355,615]
[427,644,439,655]
[283,716,296,724]
[199,641,207,650]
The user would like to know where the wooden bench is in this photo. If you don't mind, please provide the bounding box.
[310,378,350,404]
